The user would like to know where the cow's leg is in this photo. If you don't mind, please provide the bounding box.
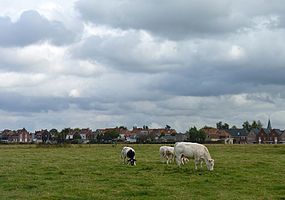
[175,154,182,167]
[194,159,200,170]
[168,155,173,164]
[171,154,174,164]
[162,152,167,163]
[200,160,203,169]
[160,152,165,163]
[181,157,185,165]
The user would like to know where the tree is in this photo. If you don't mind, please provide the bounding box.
[41,130,50,143]
[257,120,263,129]
[216,121,229,129]
[216,121,223,129]
[143,125,149,130]
[242,120,263,131]
[56,128,70,144]
[251,120,258,129]
[242,121,251,132]
[223,123,229,129]
[97,130,119,143]
[119,126,127,130]
[73,133,82,140]
[49,128,58,142]
[187,127,206,143]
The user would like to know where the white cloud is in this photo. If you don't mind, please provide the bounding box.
[0,72,47,88]
[229,45,244,60]
[69,89,81,98]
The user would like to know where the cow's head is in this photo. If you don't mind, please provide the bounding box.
[128,158,136,166]
[206,159,214,171]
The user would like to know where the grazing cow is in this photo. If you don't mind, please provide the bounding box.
[159,146,175,164]
[121,146,136,166]
[174,142,214,171]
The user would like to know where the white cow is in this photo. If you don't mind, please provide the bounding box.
[159,146,175,164]
[181,154,190,165]
[121,146,136,166]
[174,142,214,171]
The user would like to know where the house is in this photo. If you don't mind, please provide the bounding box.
[95,127,129,143]
[1,129,16,143]
[125,134,137,143]
[279,131,285,144]
[127,126,177,143]
[65,129,79,140]
[247,128,260,144]
[226,129,248,144]
[202,127,231,142]
[175,133,187,142]
[1,128,31,143]
[269,129,282,144]
[17,128,31,143]
[135,129,151,143]
[34,129,50,143]
[256,128,270,144]
[80,128,93,142]
[157,134,176,143]
[63,128,93,143]
[254,119,276,144]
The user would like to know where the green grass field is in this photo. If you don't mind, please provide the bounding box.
[0,144,285,200]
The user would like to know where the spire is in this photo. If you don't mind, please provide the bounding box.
[267,119,272,130]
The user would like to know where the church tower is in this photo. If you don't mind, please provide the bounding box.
[267,119,272,130]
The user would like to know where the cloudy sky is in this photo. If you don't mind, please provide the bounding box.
[1,0,285,132]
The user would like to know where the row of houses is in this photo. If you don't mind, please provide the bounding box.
[0,126,185,144]
[95,126,182,143]
[203,120,285,144]
[0,120,284,144]
[0,128,95,144]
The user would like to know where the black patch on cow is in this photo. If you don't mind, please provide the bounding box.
[127,150,136,166]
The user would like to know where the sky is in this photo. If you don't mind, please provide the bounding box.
[0,0,285,132]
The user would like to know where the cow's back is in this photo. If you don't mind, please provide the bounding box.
[122,146,134,157]
[160,146,174,154]
[175,142,207,158]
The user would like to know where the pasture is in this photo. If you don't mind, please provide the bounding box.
[0,144,285,200]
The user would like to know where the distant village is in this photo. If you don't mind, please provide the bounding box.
[0,120,285,144]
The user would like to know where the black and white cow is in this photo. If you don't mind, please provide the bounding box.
[121,146,136,166]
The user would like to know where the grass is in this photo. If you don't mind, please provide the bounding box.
[0,144,285,200]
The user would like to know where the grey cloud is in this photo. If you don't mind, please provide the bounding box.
[76,0,244,39]
[0,10,76,47]
[74,33,182,73]
[153,62,285,97]
[76,0,285,40]
[75,27,285,97]
[0,92,109,113]
[0,92,69,112]
[0,90,162,114]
